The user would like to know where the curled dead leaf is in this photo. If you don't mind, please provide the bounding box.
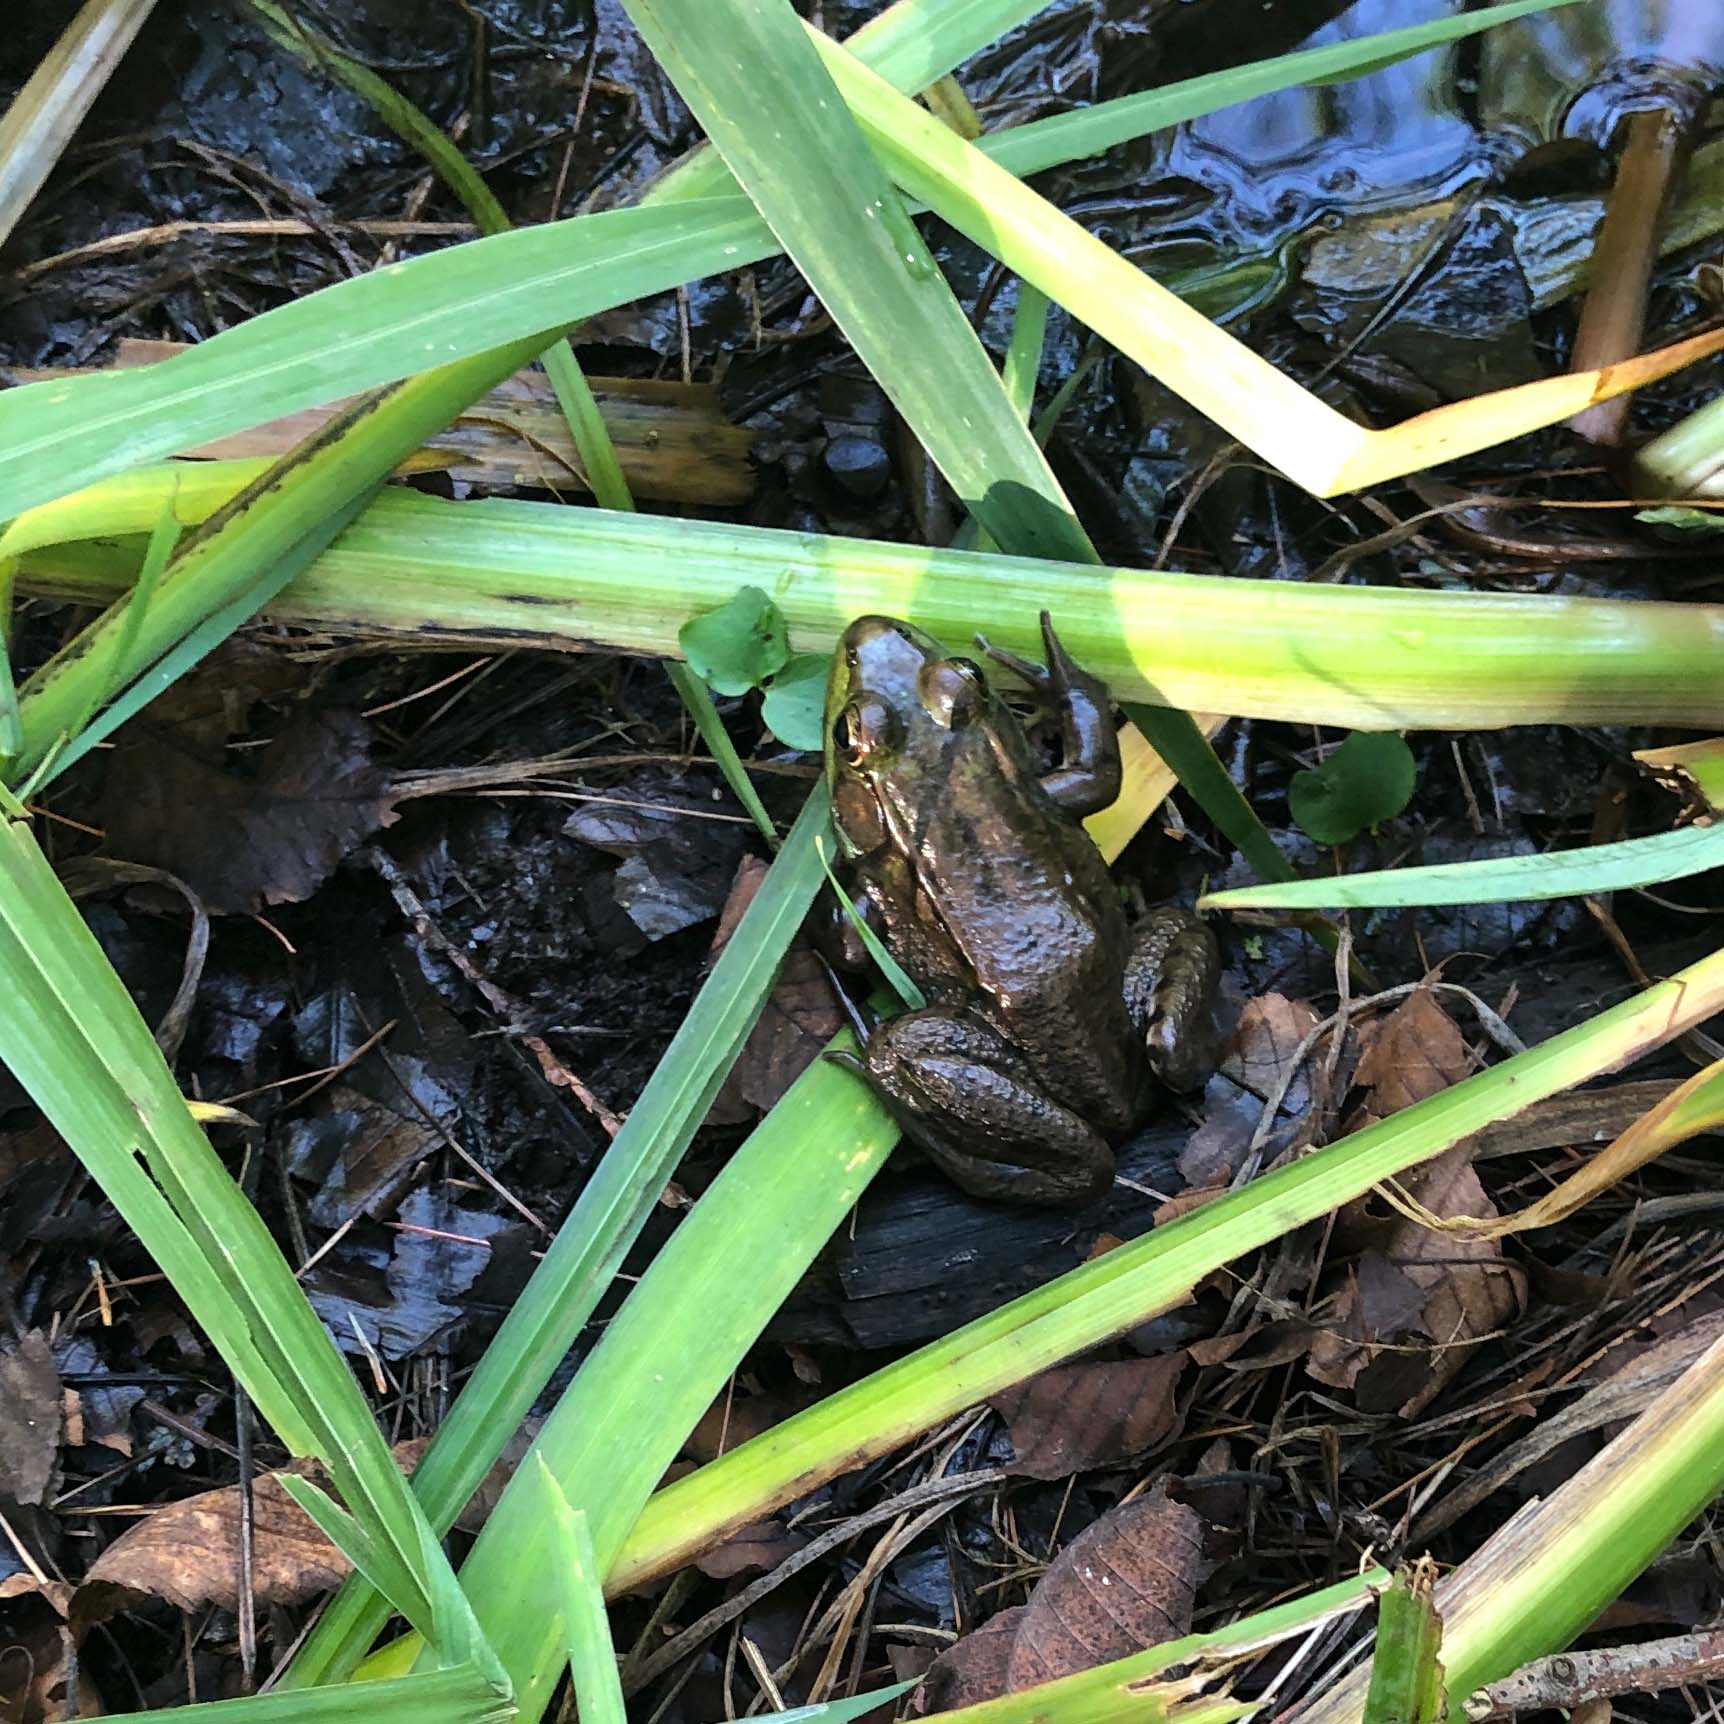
[1005,1492,1205,1689]
[79,1466,348,1621]
[988,1355,1185,1481]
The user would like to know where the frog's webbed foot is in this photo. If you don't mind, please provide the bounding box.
[849,1006,1115,1205]
[1124,907,1221,1093]
[977,612,1120,817]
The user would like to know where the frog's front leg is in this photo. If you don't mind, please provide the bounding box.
[1124,907,1221,1093]
[837,1006,1115,1205]
[981,611,1120,816]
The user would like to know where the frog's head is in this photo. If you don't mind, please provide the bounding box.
[825,616,990,858]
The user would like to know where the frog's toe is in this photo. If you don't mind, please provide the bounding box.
[1124,908,1221,1091]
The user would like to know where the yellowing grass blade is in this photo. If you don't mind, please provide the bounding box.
[0,0,158,249]
[1299,1329,1724,1724]
[811,29,1724,497]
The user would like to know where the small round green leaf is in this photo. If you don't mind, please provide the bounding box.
[1289,731,1416,846]
[678,586,789,695]
[761,653,830,751]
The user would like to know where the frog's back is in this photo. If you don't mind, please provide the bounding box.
[913,724,1142,1126]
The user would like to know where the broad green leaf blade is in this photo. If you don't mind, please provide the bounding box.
[1288,732,1418,847]
[541,1471,626,1724]
[619,0,1090,564]
[1203,822,1724,911]
[608,942,1724,1594]
[26,477,1724,734]
[284,786,833,1689]
[0,199,772,520]
[679,584,789,693]
[83,1664,513,1724]
[0,811,486,1656]
[759,652,828,751]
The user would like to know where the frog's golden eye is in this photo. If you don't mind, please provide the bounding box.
[920,657,983,728]
[835,695,901,766]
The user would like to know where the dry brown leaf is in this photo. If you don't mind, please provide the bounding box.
[988,1356,1185,1481]
[104,707,401,914]
[0,1332,61,1506]
[685,1389,806,1464]
[1005,1493,1204,1689]
[0,1586,95,1722]
[695,1517,805,1581]
[706,857,842,1124]
[1347,988,1471,1128]
[79,1466,348,1619]
[1309,1145,1522,1414]
[1220,994,1321,1111]
[918,1607,1025,1712]
[73,1427,540,1629]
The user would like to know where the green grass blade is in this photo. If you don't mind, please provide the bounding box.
[1203,822,1724,911]
[1363,1567,1446,1724]
[283,786,832,1688]
[542,1472,627,1724]
[249,0,776,845]
[0,810,482,1649]
[913,1575,1379,1724]
[22,478,1724,734]
[1121,703,1296,886]
[607,942,1724,1593]
[82,1664,514,1724]
[248,0,635,522]
[618,0,1282,891]
[1302,1333,1724,1724]
[0,557,19,763]
[665,659,779,842]
[619,0,1089,564]
[645,0,1567,204]
[0,199,769,520]
[434,1036,900,1720]
[0,0,1569,523]
[22,489,373,793]
[743,1690,919,1724]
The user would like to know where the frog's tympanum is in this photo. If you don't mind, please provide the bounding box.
[824,613,1220,1206]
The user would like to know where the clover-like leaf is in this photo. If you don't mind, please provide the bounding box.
[1289,731,1416,846]
[678,586,789,695]
[761,653,829,751]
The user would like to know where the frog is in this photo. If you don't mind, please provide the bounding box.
[824,612,1220,1206]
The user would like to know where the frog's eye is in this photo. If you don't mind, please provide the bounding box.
[835,695,902,766]
[920,657,984,728]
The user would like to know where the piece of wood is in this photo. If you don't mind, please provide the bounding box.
[4,338,756,505]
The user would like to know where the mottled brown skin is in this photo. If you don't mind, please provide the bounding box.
[825,613,1219,1205]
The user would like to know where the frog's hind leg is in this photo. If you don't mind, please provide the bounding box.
[1123,908,1221,1093]
[847,1006,1115,1205]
